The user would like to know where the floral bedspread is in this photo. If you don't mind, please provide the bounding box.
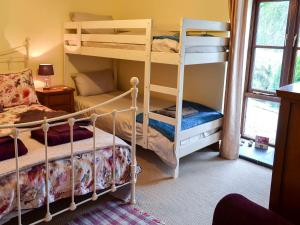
[0,104,132,220]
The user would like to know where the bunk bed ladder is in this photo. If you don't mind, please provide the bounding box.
[142,19,153,148]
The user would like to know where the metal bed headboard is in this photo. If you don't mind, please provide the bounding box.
[0,38,30,70]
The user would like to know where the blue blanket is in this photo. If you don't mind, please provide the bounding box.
[136,101,223,142]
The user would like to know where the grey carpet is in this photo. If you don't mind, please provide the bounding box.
[16,149,271,225]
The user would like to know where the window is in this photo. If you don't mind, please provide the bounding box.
[242,0,300,145]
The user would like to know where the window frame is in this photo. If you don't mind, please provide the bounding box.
[241,0,299,143]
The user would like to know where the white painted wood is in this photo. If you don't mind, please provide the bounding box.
[185,52,228,65]
[179,131,222,158]
[186,37,229,47]
[151,52,180,65]
[61,17,231,180]
[148,112,176,126]
[79,47,146,61]
[80,19,151,29]
[64,22,78,29]
[81,34,147,45]
[173,18,187,179]
[150,84,178,96]
[183,18,230,31]
[64,34,78,41]
[180,118,223,140]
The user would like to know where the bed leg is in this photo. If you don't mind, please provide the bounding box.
[172,161,179,179]
[130,164,137,205]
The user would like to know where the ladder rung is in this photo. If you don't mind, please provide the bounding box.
[148,112,176,126]
[150,84,177,96]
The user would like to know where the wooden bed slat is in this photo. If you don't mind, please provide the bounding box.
[78,47,146,61]
[80,19,151,29]
[185,52,228,65]
[148,112,177,126]
[150,84,177,96]
[180,118,223,141]
[179,131,222,158]
[151,52,180,65]
[186,37,229,47]
[183,18,230,31]
[81,34,147,45]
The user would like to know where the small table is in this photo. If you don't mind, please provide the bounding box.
[36,86,75,112]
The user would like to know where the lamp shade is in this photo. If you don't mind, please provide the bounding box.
[38,64,54,76]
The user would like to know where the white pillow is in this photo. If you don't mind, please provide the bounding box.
[70,12,114,34]
[72,69,115,96]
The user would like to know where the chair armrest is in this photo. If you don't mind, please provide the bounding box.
[212,194,293,225]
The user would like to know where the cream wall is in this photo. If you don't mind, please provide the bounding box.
[115,0,229,110]
[0,0,117,85]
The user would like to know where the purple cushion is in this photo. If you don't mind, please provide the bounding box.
[31,124,93,146]
[212,194,293,225]
[0,136,28,161]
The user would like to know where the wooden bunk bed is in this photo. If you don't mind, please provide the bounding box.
[64,18,230,178]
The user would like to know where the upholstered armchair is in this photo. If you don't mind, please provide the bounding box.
[212,194,293,225]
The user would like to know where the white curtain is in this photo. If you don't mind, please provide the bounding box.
[221,0,250,159]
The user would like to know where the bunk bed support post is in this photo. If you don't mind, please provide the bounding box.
[130,77,139,204]
[142,19,153,149]
[173,18,187,179]
[113,59,118,89]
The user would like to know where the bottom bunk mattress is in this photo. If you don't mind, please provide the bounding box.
[0,104,132,221]
[75,91,223,167]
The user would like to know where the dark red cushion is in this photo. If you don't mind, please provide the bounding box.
[213,194,293,225]
[0,136,28,161]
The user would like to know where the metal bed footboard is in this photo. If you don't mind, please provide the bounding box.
[0,77,139,225]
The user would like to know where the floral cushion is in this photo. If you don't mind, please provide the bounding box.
[0,69,39,107]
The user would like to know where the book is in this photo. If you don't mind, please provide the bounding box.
[155,106,198,118]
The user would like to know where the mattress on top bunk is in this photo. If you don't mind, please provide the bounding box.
[74,91,222,167]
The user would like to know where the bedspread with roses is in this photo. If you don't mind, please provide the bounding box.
[0,104,132,221]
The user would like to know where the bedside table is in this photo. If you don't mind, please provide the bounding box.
[36,86,75,112]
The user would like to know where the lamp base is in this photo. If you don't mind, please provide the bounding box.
[43,77,51,90]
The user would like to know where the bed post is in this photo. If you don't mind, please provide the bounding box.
[173,18,187,179]
[13,128,22,225]
[130,77,139,204]
[113,59,118,89]
[142,19,152,149]
[24,38,30,68]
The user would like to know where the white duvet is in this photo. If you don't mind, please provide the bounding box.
[0,126,128,177]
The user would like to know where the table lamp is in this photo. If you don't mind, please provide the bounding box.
[38,64,54,90]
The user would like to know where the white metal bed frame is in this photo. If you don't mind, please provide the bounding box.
[64,18,230,178]
[0,41,139,224]
[0,38,30,70]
